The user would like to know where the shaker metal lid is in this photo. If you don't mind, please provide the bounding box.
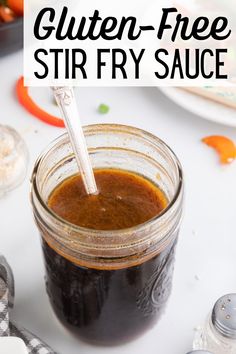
[186,351,213,354]
[211,293,236,339]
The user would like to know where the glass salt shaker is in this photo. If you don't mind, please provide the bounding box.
[0,125,28,197]
[193,294,236,354]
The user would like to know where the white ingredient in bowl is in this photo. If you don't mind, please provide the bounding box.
[0,125,28,197]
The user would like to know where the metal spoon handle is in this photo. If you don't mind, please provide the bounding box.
[52,86,98,195]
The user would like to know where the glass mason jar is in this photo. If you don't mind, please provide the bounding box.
[31,124,184,345]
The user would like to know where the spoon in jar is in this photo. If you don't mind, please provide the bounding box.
[52,87,98,195]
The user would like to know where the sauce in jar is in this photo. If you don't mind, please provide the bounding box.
[43,169,177,345]
[48,169,168,230]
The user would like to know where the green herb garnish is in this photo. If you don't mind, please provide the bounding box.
[98,103,110,114]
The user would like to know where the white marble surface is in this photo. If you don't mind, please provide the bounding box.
[0,50,236,354]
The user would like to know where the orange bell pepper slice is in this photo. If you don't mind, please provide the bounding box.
[202,135,236,164]
[16,76,65,128]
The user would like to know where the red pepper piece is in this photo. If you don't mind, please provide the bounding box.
[16,76,65,128]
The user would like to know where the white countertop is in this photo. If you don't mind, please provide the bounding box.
[0,50,236,354]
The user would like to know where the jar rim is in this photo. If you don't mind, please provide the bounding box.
[31,123,183,237]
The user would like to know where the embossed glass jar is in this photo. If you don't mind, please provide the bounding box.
[31,124,184,345]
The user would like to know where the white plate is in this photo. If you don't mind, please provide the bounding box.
[159,87,236,127]
[0,337,28,354]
